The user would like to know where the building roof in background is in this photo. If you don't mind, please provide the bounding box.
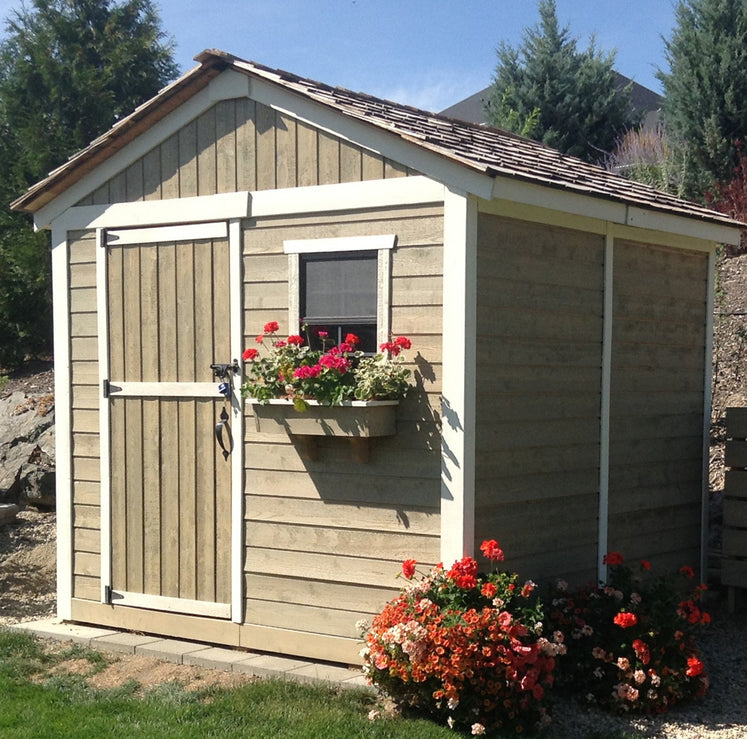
[439,73,662,128]
[12,51,739,233]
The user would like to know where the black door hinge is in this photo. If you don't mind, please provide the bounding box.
[103,379,110,398]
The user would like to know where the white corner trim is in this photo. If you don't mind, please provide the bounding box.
[440,187,477,565]
[51,224,73,620]
[96,228,112,603]
[208,68,251,102]
[701,249,716,581]
[106,222,228,246]
[229,218,245,623]
[377,248,392,346]
[284,234,395,254]
[598,232,614,584]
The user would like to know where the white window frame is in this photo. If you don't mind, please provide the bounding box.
[284,234,396,347]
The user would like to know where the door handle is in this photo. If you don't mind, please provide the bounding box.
[215,406,233,461]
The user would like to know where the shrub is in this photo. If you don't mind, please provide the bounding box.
[547,553,710,714]
[360,541,562,735]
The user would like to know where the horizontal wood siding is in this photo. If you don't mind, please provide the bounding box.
[69,230,101,600]
[76,99,415,206]
[474,214,604,585]
[243,204,443,640]
[608,241,707,571]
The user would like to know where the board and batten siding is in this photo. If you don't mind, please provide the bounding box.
[242,204,443,641]
[607,240,708,571]
[473,214,604,585]
[75,99,414,207]
[68,229,101,602]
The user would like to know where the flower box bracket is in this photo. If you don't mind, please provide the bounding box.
[247,400,398,463]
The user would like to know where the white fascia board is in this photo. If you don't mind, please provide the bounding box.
[625,206,741,246]
[490,175,741,246]
[33,70,251,230]
[246,74,495,201]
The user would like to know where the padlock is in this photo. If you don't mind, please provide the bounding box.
[218,381,231,398]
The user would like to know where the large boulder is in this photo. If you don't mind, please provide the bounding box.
[0,391,55,509]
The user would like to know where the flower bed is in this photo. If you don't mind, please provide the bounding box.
[547,553,710,714]
[360,541,562,735]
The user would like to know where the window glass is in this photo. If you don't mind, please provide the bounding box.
[301,251,377,352]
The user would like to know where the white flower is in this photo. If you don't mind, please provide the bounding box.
[471,723,486,735]
[447,716,455,729]
[556,579,568,591]
[447,697,459,710]
[355,619,369,634]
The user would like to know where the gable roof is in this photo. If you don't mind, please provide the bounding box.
[10,49,742,234]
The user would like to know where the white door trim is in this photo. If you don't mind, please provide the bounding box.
[98,220,242,620]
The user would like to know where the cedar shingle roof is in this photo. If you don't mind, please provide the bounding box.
[11,49,744,233]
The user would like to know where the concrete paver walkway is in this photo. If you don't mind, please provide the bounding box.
[9,619,370,691]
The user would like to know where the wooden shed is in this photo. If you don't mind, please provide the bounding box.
[12,50,743,664]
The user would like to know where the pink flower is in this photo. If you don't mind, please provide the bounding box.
[319,354,350,372]
[293,365,322,379]
[318,330,328,338]
[242,347,258,361]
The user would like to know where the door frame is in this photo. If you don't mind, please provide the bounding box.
[96,218,244,622]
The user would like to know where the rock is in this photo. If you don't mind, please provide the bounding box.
[0,503,19,525]
[0,391,55,509]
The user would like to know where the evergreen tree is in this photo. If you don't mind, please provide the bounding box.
[0,0,178,368]
[486,0,638,163]
[657,0,747,198]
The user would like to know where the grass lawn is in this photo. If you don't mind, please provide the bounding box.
[0,629,458,738]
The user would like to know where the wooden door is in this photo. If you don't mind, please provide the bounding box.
[102,223,236,618]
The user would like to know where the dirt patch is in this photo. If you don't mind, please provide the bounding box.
[0,509,56,625]
[85,655,255,692]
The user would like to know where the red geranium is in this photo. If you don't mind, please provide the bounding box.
[263,320,279,334]
[242,347,259,361]
[402,559,417,579]
[613,612,638,629]
[603,552,624,566]
[480,539,505,562]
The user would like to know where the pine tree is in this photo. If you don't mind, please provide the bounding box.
[658,0,747,198]
[0,0,178,368]
[486,0,638,163]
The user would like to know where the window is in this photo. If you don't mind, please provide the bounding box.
[285,234,395,354]
[301,251,378,352]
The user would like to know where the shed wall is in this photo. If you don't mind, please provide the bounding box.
[75,99,414,206]
[608,240,707,571]
[473,214,604,585]
[242,204,443,641]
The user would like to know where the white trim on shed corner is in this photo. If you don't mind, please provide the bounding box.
[701,249,716,582]
[597,231,614,584]
[440,187,478,565]
[51,223,73,621]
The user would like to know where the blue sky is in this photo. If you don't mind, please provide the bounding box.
[0,0,676,112]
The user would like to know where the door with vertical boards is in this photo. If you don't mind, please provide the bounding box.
[102,222,235,618]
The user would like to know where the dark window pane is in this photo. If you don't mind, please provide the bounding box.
[304,322,377,353]
[302,252,377,323]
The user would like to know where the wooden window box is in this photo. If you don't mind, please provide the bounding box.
[246,399,398,463]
